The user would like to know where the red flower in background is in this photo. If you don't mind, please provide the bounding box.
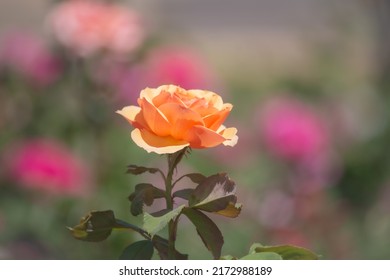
[3,139,90,196]
[47,0,144,57]
[0,31,62,86]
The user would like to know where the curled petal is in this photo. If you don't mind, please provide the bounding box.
[220,127,238,147]
[185,125,226,148]
[131,128,189,154]
[116,106,147,129]
[116,106,139,122]
[140,87,160,103]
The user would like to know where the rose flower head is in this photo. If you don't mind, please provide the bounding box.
[117,85,238,154]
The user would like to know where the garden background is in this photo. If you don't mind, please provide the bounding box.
[1,0,390,259]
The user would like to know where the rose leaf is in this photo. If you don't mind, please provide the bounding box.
[182,208,223,260]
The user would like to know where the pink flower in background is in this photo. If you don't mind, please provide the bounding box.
[142,47,216,89]
[0,31,62,86]
[4,140,90,196]
[47,0,144,57]
[258,97,329,162]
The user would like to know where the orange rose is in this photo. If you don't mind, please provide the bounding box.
[117,85,238,154]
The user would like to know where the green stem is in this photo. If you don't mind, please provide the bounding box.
[167,220,176,259]
[165,161,175,211]
[166,155,175,259]
[165,148,187,259]
[114,219,151,240]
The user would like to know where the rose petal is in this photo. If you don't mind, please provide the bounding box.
[140,87,160,102]
[152,89,184,108]
[158,103,204,139]
[203,104,232,131]
[185,125,226,148]
[189,98,219,117]
[188,89,224,110]
[116,106,147,129]
[139,98,172,136]
[144,84,182,102]
[220,127,238,147]
[131,128,189,154]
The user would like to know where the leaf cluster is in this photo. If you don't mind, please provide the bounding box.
[127,168,242,259]
[69,164,243,259]
[69,155,319,260]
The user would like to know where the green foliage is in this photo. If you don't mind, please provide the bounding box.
[251,244,319,260]
[173,188,194,200]
[182,208,224,259]
[240,252,282,260]
[119,240,154,260]
[68,210,116,242]
[168,148,190,171]
[69,210,151,242]
[189,173,241,217]
[126,164,162,176]
[67,142,320,261]
[143,205,185,236]
[68,152,319,261]
[179,173,207,184]
[152,235,188,260]
[220,255,237,260]
[128,183,166,216]
[222,243,318,260]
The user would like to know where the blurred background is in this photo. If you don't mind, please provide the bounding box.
[1,0,390,259]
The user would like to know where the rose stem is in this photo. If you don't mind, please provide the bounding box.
[165,148,187,259]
